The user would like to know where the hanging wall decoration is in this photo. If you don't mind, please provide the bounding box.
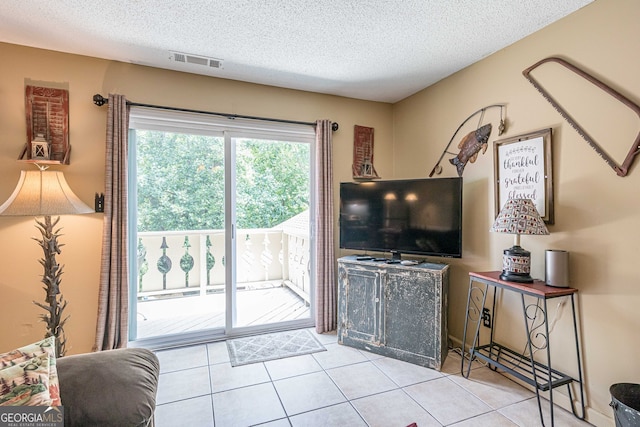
[523,57,640,177]
[449,123,492,176]
[352,125,380,179]
[494,128,554,224]
[429,104,506,177]
[22,84,70,164]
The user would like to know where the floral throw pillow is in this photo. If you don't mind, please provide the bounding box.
[0,353,52,406]
[0,337,60,406]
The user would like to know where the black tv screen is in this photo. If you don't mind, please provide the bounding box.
[339,177,463,258]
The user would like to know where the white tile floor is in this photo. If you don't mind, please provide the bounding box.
[153,329,593,427]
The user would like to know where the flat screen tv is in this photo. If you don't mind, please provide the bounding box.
[339,177,463,258]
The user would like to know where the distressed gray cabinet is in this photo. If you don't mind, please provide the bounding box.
[337,256,449,370]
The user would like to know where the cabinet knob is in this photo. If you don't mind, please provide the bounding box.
[375,298,380,303]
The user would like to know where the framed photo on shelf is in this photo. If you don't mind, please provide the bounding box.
[494,128,554,224]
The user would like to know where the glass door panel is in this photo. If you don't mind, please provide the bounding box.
[232,137,312,328]
[133,130,226,340]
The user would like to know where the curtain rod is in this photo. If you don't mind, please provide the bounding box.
[92,94,339,132]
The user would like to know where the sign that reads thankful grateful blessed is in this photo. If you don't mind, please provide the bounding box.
[497,135,546,217]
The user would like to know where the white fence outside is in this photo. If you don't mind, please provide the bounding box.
[136,226,310,303]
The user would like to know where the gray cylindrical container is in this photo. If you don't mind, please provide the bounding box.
[610,383,640,427]
[545,249,569,288]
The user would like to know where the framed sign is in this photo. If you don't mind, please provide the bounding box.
[494,128,554,224]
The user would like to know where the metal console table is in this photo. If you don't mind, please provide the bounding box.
[461,271,585,426]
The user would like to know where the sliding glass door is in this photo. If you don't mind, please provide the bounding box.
[232,136,312,328]
[128,108,315,347]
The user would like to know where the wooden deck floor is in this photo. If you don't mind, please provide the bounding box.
[135,286,310,339]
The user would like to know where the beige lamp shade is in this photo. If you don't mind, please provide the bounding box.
[0,170,93,216]
[490,198,549,283]
[490,198,549,236]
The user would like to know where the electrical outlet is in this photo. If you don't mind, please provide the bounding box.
[482,308,492,328]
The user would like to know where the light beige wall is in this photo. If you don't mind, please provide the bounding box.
[0,42,393,355]
[1,1,635,424]
[393,0,639,425]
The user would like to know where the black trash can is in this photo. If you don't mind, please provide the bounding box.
[610,383,640,427]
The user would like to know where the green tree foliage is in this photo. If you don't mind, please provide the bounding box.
[136,131,310,232]
[136,131,225,231]
[235,139,310,229]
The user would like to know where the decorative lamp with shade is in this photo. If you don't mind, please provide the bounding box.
[0,165,93,356]
[490,198,549,283]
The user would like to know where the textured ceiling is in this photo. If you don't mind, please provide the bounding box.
[0,1,592,102]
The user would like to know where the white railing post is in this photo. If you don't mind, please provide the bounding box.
[199,234,207,296]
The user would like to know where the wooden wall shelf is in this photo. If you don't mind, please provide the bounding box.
[18,143,71,165]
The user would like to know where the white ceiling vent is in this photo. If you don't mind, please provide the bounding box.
[170,51,223,69]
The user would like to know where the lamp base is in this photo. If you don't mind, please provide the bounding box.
[499,271,534,283]
[34,215,69,357]
[500,245,533,283]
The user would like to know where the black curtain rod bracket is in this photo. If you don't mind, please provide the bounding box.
[92,94,338,132]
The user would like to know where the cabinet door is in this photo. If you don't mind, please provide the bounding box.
[383,268,440,358]
[338,264,381,344]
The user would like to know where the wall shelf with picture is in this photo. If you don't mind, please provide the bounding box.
[18,84,71,165]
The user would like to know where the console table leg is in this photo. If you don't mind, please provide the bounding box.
[544,298,556,427]
[570,294,586,419]
[520,294,551,426]
[461,279,488,377]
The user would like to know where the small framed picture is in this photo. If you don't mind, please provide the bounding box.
[493,128,554,224]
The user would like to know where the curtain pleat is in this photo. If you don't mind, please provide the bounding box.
[315,120,336,333]
[94,94,130,351]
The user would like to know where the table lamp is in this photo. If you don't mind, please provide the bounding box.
[0,165,93,356]
[490,198,549,283]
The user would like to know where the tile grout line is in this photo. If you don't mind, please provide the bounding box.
[309,345,371,426]
[205,343,217,425]
[156,334,568,427]
[261,360,293,426]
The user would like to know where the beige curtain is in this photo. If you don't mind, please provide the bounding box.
[315,120,336,333]
[94,94,130,351]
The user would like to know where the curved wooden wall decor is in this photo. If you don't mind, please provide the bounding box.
[523,57,640,177]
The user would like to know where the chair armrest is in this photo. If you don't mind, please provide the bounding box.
[56,347,159,427]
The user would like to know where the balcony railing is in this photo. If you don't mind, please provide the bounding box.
[136,225,310,303]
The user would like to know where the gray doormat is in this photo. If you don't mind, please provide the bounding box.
[227,329,326,367]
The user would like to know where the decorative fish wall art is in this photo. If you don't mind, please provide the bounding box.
[449,123,492,176]
[428,104,506,177]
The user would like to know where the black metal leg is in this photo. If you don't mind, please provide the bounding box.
[461,278,474,376]
[520,295,547,427]
[544,298,555,427]
[570,294,586,419]
[461,278,488,378]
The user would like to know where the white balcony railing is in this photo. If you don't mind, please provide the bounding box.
[136,226,310,303]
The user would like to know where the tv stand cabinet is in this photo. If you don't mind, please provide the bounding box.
[337,256,449,370]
